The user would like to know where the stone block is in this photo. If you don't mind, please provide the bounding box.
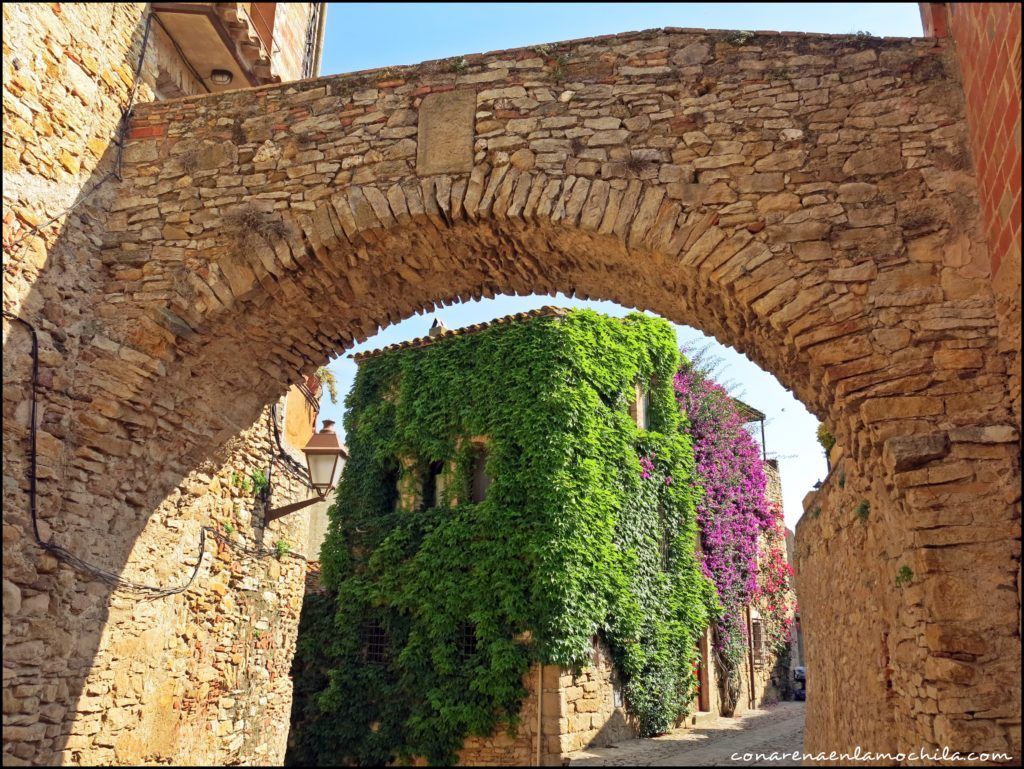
[416,90,475,175]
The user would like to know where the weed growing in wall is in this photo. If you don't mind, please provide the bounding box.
[250,468,270,497]
[895,565,914,587]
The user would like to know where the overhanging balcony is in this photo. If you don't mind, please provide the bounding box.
[152,2,282,92]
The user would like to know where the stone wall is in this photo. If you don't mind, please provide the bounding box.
[796,458,903,758]
[797,425,1021,761]
[554,641,637,755]
[5,6,1021,764]
[3,4,324,764]
[454,640,635,766]
[924,3,1021,420]
[449,667,546,767]
[60,406,313,766]
[4,393,317,765]
[5,4,153,764]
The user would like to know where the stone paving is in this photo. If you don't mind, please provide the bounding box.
[567,702,805,767]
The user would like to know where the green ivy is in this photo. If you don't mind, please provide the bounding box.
[289,311,716,765]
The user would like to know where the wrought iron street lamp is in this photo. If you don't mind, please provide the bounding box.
[266,420,346,522]
[303,420,344,497]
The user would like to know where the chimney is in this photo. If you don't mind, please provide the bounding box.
[918,3,950,38]
[428,318,449,338]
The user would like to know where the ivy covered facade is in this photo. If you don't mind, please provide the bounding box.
[287,308,796,766]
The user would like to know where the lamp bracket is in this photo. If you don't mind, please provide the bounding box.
[266,492,329,523]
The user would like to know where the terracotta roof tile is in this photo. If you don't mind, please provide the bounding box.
[351,306,569,361]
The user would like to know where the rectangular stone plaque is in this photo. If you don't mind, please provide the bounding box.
[416,89,475,176]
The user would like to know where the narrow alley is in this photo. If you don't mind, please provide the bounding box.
[568,702,805,767]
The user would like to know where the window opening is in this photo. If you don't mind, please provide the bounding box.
[470,445,491,503]
[361,619,388,665]
[456,623,477,659]
[629,381,650,429]
[421,460,446,511]
[752,618,764,667]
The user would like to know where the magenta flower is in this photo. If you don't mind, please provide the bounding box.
[673,366,790,659]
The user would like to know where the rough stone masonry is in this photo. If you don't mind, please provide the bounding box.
[3,3,1020,765]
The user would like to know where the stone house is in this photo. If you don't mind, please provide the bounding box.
[690,453,798,723]
[289,307,794,766]
[146,2,326,99]
[688,460,798,724]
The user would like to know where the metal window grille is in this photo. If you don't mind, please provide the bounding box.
[301,2,322,78]
[456,623,477,659]
[361,620,388,664]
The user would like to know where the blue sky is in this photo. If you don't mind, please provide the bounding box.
[314,4,924,529]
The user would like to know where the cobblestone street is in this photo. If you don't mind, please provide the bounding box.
[568,702,805,767]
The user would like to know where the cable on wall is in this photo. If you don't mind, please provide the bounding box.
[3,311,307,601]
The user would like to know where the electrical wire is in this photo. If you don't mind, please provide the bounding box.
[3,311,306,601]
[2,8,314,598]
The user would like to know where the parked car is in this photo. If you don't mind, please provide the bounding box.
[792,666,806,701]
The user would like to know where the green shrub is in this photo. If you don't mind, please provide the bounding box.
[816,423,836,454]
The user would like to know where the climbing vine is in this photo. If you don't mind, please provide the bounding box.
[754,503,796,653]
[288,311,716,765]
[672,363,776,716]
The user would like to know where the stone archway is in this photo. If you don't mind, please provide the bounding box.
[6,25,1020,763]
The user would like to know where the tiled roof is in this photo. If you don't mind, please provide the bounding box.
[732,397,766,423]
[350,308,768,424]
[350,306,569,361]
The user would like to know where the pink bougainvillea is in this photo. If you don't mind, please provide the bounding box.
[673,364,793,710]
[755,504,796,647]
